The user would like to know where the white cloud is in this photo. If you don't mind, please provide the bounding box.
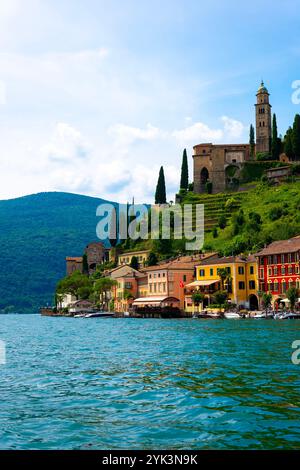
[41,122,91,163]
[0,81,6,104]
[172,122,223,144]
[221,115,245,139]
[108,123,163,146]
[172,117,245,145]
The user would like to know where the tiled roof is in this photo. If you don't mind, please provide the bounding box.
[141,253,216,272]
[255,236,300,256]
[196,254,254,266]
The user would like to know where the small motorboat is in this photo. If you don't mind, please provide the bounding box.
[224,312,241,319]
[85,311,115,318]
[74,313,86,318]
[276,312,300,320]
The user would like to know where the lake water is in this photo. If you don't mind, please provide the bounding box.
[0,314,300,449]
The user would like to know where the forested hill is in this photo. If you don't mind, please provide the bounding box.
[0,192,116,312]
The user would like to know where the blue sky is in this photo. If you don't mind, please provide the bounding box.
[0,0,299,202]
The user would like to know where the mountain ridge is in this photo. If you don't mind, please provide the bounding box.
[0,191,117,312]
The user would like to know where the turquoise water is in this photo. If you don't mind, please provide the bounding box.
[1,315,300,449]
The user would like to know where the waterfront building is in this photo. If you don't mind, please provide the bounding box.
[138,253,215,310]
[255,236,300,306]
[107,264,147,312]
[185,254,259,312]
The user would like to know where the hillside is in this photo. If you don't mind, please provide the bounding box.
[0,192,116,312]
[182,181,300,255]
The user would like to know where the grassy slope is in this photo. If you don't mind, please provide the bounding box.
[200,182,300,254]
[0,192,116,312]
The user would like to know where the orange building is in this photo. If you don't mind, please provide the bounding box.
[138,254,216,310]
[107,264,147,312]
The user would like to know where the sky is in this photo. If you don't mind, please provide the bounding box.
[0,0,300,203]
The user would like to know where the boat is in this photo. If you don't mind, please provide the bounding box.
[84,311,115,318]
[252,312,268,319]
[224,312,241,319]
[74,313,86,318]
[275,312,300,320]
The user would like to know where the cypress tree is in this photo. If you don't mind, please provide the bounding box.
[249,124,255,160]
[155,166,167,204]
[284,127,294,160]
[292,114,300,159]
[271,114,280,160]
[180,148,189,190]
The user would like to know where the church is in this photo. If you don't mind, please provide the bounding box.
[193,81,272,193]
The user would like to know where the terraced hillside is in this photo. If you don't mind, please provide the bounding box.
[182,191,249,232]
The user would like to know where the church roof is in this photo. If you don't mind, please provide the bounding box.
[257,80,269,94]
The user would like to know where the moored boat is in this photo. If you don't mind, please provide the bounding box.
[224,312,241,319]
[84,311,115,318]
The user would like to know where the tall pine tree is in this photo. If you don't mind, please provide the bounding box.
[249,124,255,160]
[271,114,280,160]
[180,148,189,190]
[155,166,167,204]
[292,114,300,159]
[284,127,294,160]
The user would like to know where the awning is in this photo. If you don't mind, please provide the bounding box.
[132,296,180,306]
[185,279,219,288]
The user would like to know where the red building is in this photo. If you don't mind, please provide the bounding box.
[255,237,300,304]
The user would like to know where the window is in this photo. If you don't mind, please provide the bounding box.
[239,281,245,290]
[274,282,279,292]
[281,254,285,264]
[288,253,292,263]
[226,267,231,274]
[238,266,244,275]
[149,274,152,279]
[183,275,186,282]
[260,257,264,265]
[268,268,272,276]
[274,267,278,275]
[288,266,293,274]
[153,283,157,293]
[273,255,277,264]
[149,284,152,293]
[250,266,254,275]
[296,266,299,274]
[210,269,214,276]
[281,266,285,275]
[260,268,264,278]
[249,280,256,289]
[199,269,205,277]
[268,256,272,265]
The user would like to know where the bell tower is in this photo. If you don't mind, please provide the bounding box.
[255,81,272,154]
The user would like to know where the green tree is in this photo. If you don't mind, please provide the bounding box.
[130,255,139,270]
[287,286,299,311]
[147,251,158,266]
[217,268,228,290]
[262,292,272,310]
[213,290,228,306]
[180,148,189,190]
[155,166,167,204]
[191,292,205,312]
[56,271,92,300]
[218,214,227,229]
[93,277,118,309]
[292,114,300,159]
[249,124,255,160]
[271,114,280,160]
[284,127,294,160]
[82,253,89,274]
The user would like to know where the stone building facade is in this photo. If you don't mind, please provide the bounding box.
[193,81,272,194]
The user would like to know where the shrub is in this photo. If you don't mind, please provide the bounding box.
[218,214,227,229]
[256,152,273,161]
[212,227,218,238]
[269,206,283,221]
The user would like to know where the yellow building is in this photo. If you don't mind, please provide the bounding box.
[185,254,259,312]
[118,250,150,268]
